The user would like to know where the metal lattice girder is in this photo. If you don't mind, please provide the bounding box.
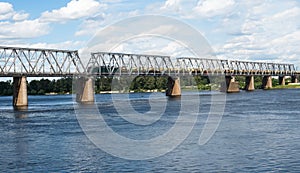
[0,46,85,77]
[228,60,295,75]
[176,57,229,75]
[0,45,297,77]
[176,57,296,76]
[87,52,176,76]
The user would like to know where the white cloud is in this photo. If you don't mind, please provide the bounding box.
[75,13,107,36]
[1,0,299,67]
[161,0,182,12]
[0,20,49,39]
[242,6,300,35]
[193,0,236,17]
[40,0,107,22]
[0,2,29,21]
[213,1,300,66]
[157,0,198,19]
[75,10,140,37]
[0,12,13,21]
[0,2,13,15]
[23,40,85,50]
[219,29,299,62]
[267,31,300,56]
[110,36,193,58]
[12,12,29,21]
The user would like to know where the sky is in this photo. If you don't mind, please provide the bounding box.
[0,0,299,68]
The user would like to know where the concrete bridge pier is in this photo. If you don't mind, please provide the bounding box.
[279,76,286,85]
[262,76,272,89]
[245,76,255,91]
[292,76,298,83]
[13,76,28,108]
[166,76,181,97]
[76,77,95,103]
[221,76,240,93]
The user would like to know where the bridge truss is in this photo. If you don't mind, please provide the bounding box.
[87,52,175,76]
[87,52,296,77]
[0,46,85,77]
[0,47,296,77]
[177,58,296,76]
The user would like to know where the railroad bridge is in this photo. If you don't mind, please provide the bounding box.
[0,46,298,107]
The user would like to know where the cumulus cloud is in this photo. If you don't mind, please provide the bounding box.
[75,13,106,36]
[242,6,300,35]
[0,20,49,39]
[158,0,198,18]
[12,12,29,21]
[0,2,29,21]
[1,0,299,67]
[161,0,182,12]
[110,36,193,58]
[0,2,13,13]
[193,0,236,18]
[0,2,48,41]
[22,40,85,50]
[40,0,107,22]
[213,1,300,66]
[75,10,140,36]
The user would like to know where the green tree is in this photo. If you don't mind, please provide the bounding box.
[0,81,12,95]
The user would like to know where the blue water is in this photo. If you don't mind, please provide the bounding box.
[0,90,300,172]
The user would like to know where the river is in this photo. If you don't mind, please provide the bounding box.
[0,89,299,172]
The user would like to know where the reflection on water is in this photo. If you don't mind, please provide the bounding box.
[14,109,28,119]
[14,117,28,171]
[0,90,299,172]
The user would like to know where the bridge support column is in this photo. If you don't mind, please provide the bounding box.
[166,76,181,96]
[292,76,298,83]
[262,76,272,89]
[221,76,239,93]
[245,76,255,91]
[279,76,286,85]
[13,76,28,107]
[76,77,95,103]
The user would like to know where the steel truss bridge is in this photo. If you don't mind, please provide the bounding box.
[0,46,297,77]
[0,46,84,77]
[87,52,296,76]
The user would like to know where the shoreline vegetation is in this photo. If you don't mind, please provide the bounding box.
[0,76,299,96]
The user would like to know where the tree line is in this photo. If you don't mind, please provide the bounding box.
[0,76,288,96]
[0,78,72,96]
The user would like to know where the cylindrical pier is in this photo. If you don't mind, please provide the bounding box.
[13,76,28,107]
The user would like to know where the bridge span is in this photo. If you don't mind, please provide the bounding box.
[0,46,299,107]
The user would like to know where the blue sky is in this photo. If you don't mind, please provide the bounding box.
[0,0,299,67]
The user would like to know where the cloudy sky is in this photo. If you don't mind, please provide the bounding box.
[0,0,299,67]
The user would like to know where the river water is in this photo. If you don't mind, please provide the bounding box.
[0,89,299,172]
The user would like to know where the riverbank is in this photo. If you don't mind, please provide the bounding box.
[272,83,300,89]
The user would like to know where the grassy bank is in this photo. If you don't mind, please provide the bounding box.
[272,84,300,89]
